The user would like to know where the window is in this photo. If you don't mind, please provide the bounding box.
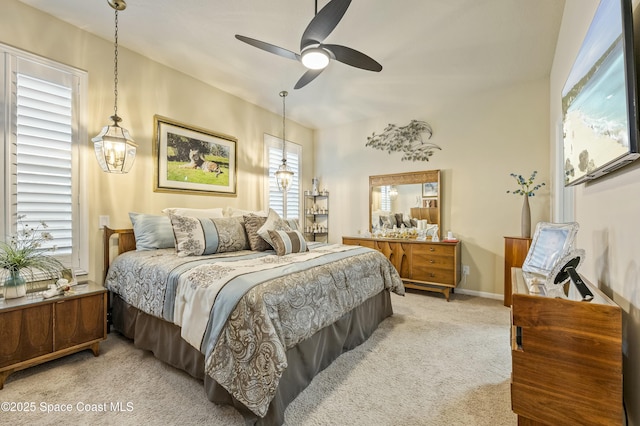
[380,185,392,211]
[264,134,301,219]
[1,44,88,275]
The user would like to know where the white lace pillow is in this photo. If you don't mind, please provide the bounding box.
[257,209,292,248]
[169,214,249,256]
[162,207,224,219]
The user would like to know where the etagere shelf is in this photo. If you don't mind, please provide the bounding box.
[304,191,329,242]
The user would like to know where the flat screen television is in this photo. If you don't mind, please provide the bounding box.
[562,0,640,186]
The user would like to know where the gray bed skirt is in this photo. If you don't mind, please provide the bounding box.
[111,290,393,425]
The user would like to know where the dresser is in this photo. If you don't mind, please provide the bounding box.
[0,282,107,389]
[342,236,461,301]
[503,236,532,306]
[510,268,622,425]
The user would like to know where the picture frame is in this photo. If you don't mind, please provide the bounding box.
[153,115,237,196]
[422,182,438,197]
[522,222,579,277]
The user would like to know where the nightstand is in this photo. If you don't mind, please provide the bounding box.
[0,281,107,389]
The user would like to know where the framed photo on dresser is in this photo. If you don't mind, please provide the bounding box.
[522,222,579,277]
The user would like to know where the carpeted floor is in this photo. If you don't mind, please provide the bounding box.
[2,291,517,425]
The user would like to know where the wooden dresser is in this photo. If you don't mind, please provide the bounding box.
[342,236,461,301]
[0,282,107,389]
[503,236,532,306]
[510,268,622,425]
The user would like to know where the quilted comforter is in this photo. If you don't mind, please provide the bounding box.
[104,243,404,417]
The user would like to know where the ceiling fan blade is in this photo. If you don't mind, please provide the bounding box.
[301,0,352,49]
[294,69,325,89]
[323,44,382,72]
[235,35,300,61]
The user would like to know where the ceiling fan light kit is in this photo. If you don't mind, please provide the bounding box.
[235,0,381,89]
[301,47,330,70]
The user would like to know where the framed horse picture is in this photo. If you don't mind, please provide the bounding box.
[153,115,237,196]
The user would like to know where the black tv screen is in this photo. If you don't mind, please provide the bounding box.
[562,0,640,186]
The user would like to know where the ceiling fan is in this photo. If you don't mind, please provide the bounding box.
[235,0,382,89]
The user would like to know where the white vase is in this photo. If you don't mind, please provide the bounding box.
[3,271,27,299]
[4,284,26,299]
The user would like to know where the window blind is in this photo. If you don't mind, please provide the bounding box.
[15,74,73,256]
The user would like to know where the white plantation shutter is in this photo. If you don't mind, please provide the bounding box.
[381,185,391,211]
[2,45,88,274]
[264,134,301,219]
[16,75,73,256]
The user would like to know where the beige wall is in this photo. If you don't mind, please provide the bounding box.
[315,80,551,297]
[551,1,640,423]
[1,0,315,284]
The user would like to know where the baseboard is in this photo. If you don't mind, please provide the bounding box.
[455,288,503,300]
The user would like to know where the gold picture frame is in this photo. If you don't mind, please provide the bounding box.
[153,115,237,196]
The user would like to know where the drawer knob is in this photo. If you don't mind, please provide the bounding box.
[429,259,435,264]
[429,247,435,252]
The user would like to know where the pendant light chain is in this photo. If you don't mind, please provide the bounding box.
[280,90,288,163]
[112,7,120,122]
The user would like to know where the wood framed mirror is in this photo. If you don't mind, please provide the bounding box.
[369,170,441,238]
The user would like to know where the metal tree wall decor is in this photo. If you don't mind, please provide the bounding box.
[365,120,440,161]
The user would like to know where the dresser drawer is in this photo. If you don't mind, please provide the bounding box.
[412,243,455,257]
[410,263,456,285]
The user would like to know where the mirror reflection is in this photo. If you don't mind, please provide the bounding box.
[369,170,441,239]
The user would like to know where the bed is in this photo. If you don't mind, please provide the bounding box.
[102,215,404,425]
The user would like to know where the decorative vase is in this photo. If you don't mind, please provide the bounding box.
[521,194,531,238]
[3,271,27,299]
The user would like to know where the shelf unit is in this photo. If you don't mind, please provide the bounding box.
[304,192,329,242]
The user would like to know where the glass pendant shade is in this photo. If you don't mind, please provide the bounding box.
[95,0,136,173]
[92,117,137,173]
[275,163,294,192]
[275,90,293,192]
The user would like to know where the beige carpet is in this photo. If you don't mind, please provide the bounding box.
[2,291,517,425]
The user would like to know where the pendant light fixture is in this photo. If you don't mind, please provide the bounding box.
[274,90,294,192]
[92,0,137,173]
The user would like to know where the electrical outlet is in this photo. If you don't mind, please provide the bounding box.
[462,265,470,275]
[99,215,110,229]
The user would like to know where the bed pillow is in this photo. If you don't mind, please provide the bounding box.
[129,212,175,250]
[285,218,300,231]
[243,214,272,251]
[257,209,292,248]
[226,207,268,218]
[169,215,249,256]
[162,207,224,219]
[268,230,308,256]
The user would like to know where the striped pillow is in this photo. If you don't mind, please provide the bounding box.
[267,230,308,256]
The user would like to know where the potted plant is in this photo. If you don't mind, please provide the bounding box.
[0,215,64,299]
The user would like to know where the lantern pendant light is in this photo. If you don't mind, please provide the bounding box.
[92,0,137,173]
[274,90,294,192]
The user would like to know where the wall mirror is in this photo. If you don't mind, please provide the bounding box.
[369,170,441,238]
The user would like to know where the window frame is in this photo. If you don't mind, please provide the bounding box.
[1,43,89,276]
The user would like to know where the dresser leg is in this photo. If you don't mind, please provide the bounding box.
[90,342,100,357]
[0,370,13,390]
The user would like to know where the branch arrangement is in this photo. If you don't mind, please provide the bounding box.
[365,120,440,161]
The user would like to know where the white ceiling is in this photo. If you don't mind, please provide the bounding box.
[18,0,565,130]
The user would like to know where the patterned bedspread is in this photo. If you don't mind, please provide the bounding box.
[105,243,404,417]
